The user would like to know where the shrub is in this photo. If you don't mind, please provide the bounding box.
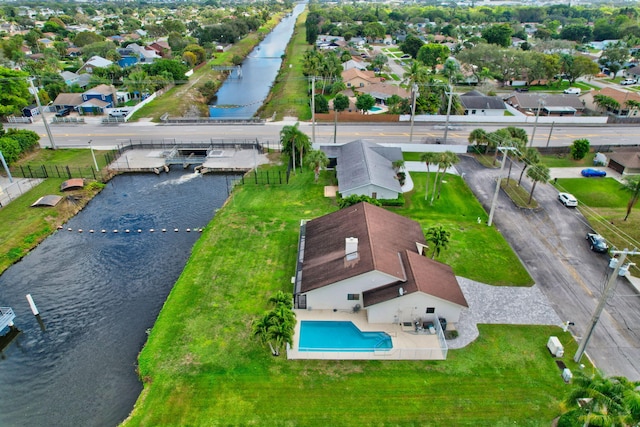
[570,139,590,160]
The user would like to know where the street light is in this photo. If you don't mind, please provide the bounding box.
[88,140,99,172]
[409,84,419,143]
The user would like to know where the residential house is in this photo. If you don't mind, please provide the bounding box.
[504,92,585,116]
[51,93,82,112]
[66,47,82,58]
[320,139,403,200]
[459,90,506,116]
[22,105,40,118]
[77,56,114,74]
[117,43,160,68]
[624,65,640,80]
[342,56,369,71]
[80,84,117,110]
[582,87,640,118]
[316,35,346,50]
[60,71,80,86]
[342,68,380,89]
[607,150,640,175]
[293,201,468,327]
[148,40,171,58]
[354,82,410,105]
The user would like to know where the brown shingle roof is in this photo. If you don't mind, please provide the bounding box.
[608,151,640,169]
[341,68,379,84]
[592,87,640,105]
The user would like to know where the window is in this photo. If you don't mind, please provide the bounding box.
[347,294,360,301]
[426,307,435,314]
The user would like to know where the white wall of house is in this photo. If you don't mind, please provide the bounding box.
[367,292,464,324]
[465,108,504,116]
[303,270,398,310]
[341,183,398,200]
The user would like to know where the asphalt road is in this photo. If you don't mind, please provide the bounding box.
[457,156,640,380]
[13,117,640,149]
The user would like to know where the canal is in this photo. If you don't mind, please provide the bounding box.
[209,3,306,119]
[0,172,236,426]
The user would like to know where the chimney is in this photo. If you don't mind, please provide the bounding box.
[345,237,358,260]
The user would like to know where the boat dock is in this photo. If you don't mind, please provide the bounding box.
[0,307,16,332]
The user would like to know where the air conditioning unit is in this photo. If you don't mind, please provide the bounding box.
[547,336,564,357]
[562,368,573,383]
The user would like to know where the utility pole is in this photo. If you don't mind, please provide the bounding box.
[88,140,99,172]
[409,84,418,143]
[574,248,640,363]
[442,84,454,145]
[529,99,544,147]
[545,121,555,148]
[488,146,516,226]
[29,77,57,150]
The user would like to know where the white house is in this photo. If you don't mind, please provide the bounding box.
[293,202,468,326]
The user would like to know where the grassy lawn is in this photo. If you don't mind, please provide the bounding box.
[122,166,575,426]
[540,153,594,168]
[259,10,311,121]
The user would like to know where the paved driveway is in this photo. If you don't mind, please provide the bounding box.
[456,155,640,380]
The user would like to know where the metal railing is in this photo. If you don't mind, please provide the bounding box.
[0,178,43,207]
[0,307,15,331]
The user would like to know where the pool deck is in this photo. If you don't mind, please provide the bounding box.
[288,309,445,360]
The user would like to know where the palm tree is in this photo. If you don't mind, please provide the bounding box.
[593,94,620,113]
[517,147,541,186]
[252,312,277,356]
[305,149,329,183]
[332,93,350,144]
[279,122,310,174]
[434,151,459,201]
[420,152,439,201]
[268,290,292,307]
[425,225,451,259]
[563,371,640,426]
[526,164,550,205]
[622,176,640,221]
[468,128,488,153]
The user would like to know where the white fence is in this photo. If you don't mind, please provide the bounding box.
[399,114,609,125]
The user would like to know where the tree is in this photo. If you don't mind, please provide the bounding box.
[420,152,439,201]
[599,44,629,80]
[425,225,451,259]
[417,43,450,71]
[570,138,590,160]
[435,152,459,201]
[482,24,514,47]
[562,371,640,426]
[526,164,550,205]
[517,147,541,186]
[355,94,375,114]
[314,94,329,113]
[559,24,593,42]
[143,59,189,83]
[305,149,329,183]
[280,122,310,174]
[252,292,296,357]
[332,93,349,144]
[0,67,30,117]
[468,128,489,152]
[593,94,620,113]
[400,34,424,59]
[338,195,382,208]
[565,55,599,84]
[622,176,640,221]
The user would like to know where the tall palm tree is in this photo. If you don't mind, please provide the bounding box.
[526,164,550,205]
[420,152,439,201]
[517,147,541,186]
[434,151,459,201]
[252,312,277,356]
[622,175,640,221]
[468,128,488,153]
[305,149,329,183]
[279,122,310,174]
[425,225,451,259]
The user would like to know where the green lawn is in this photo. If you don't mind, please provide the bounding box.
[121,167,579,426]
[555,177,630,208]
[540,153,593,168]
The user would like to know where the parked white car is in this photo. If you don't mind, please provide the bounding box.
[621,78,637,85]
[558,192,578,207]
[563,88,581,95]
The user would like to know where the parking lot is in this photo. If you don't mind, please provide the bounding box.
[457,155,640,380]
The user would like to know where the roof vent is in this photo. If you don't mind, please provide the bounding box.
[398,287,405,296]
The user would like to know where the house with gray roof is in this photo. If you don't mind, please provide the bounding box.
[321,140,403,200]
[77,56,114,74]
[293,202,468,328]
[504,92,585,116]
[459,90,506,116]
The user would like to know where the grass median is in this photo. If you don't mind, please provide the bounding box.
[119,165,579,426]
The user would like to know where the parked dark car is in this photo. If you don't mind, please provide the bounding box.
[581,168,607,177]
[586,233,609,253]
[55,108,71,117]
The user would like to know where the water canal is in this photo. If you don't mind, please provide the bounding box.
[0,172,237,426]
[209,3,306,119]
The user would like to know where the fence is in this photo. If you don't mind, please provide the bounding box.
[115,139,281,153]
[10,163,106,181]
[0,178,43,207]
[237,169,289,185]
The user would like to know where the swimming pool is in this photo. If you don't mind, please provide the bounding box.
[298,321,392,352]
[368,106,383,112]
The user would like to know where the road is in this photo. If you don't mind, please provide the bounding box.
[13,116,640,149]
[458,156,640,381]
